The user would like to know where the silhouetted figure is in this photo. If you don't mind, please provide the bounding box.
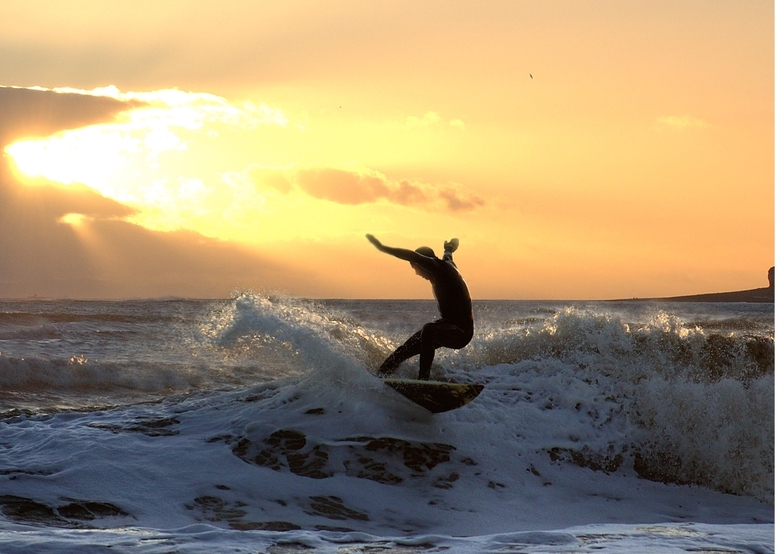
[366,234,473,380]
[768,267,774,290]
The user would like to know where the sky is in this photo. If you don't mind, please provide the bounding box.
[0,0,773,300]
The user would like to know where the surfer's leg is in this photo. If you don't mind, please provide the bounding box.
[418,322,473,380]
[418,323,439,380]
[378,330,422,375]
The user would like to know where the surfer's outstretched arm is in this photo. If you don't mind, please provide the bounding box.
[366,234,435,268]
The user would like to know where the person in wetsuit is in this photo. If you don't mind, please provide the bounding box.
[366,234,473,380]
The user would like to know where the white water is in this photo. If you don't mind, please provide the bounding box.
[0,294,774,552]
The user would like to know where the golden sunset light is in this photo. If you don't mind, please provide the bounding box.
[0,1,773,300]
[0,4,775,546]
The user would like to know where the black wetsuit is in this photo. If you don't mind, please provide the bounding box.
[376,248,473,380]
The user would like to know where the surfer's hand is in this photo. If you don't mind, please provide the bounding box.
[366,234,382,249]
[444,238,459,253]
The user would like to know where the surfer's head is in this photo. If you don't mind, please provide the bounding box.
[415,246,436,258]
[411,246,436,279]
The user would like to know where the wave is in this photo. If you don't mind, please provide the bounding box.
[474,307,773,380]
[197,296,773,504]
[0,353,199,395]
[0,360,772,537]
[0,295,773,541]
[0,295,773,505]
[199,292,396,373]
[463,307,773,503]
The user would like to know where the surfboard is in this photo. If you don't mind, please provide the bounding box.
[382,378,484,413]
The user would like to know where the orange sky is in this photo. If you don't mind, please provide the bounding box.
[0,1,774,299]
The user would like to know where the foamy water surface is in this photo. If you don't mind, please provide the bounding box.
[0,294,774,552]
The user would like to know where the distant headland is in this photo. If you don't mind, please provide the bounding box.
[621,267,774,303]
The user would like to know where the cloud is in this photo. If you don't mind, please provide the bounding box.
[297,167,389,204]
[50,85,289,129]
[244,165,484,212]
[655,115,709,131]
[0,86,485,298]
[4,86,289,188]
[0,86,142,144]
[3,85,296,237]
[0,86,317,299]
[437,187,484,211]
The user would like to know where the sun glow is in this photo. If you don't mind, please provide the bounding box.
[0,3,772,301]
[58,213,89,226]
[4,85,488,249]
[4,87,295,240]
[7,129,140,194]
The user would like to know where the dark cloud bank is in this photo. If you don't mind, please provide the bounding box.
[0,86,299,299]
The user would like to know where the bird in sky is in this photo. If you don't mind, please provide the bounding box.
[529,74,533,79]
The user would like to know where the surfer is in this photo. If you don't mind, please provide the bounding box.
[366,234,474,380]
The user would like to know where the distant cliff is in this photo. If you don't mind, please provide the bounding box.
[619,267,774,303]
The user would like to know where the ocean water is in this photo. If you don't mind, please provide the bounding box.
[0,294,774,553]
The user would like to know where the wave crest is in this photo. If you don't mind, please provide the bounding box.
[469,307,773,503]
